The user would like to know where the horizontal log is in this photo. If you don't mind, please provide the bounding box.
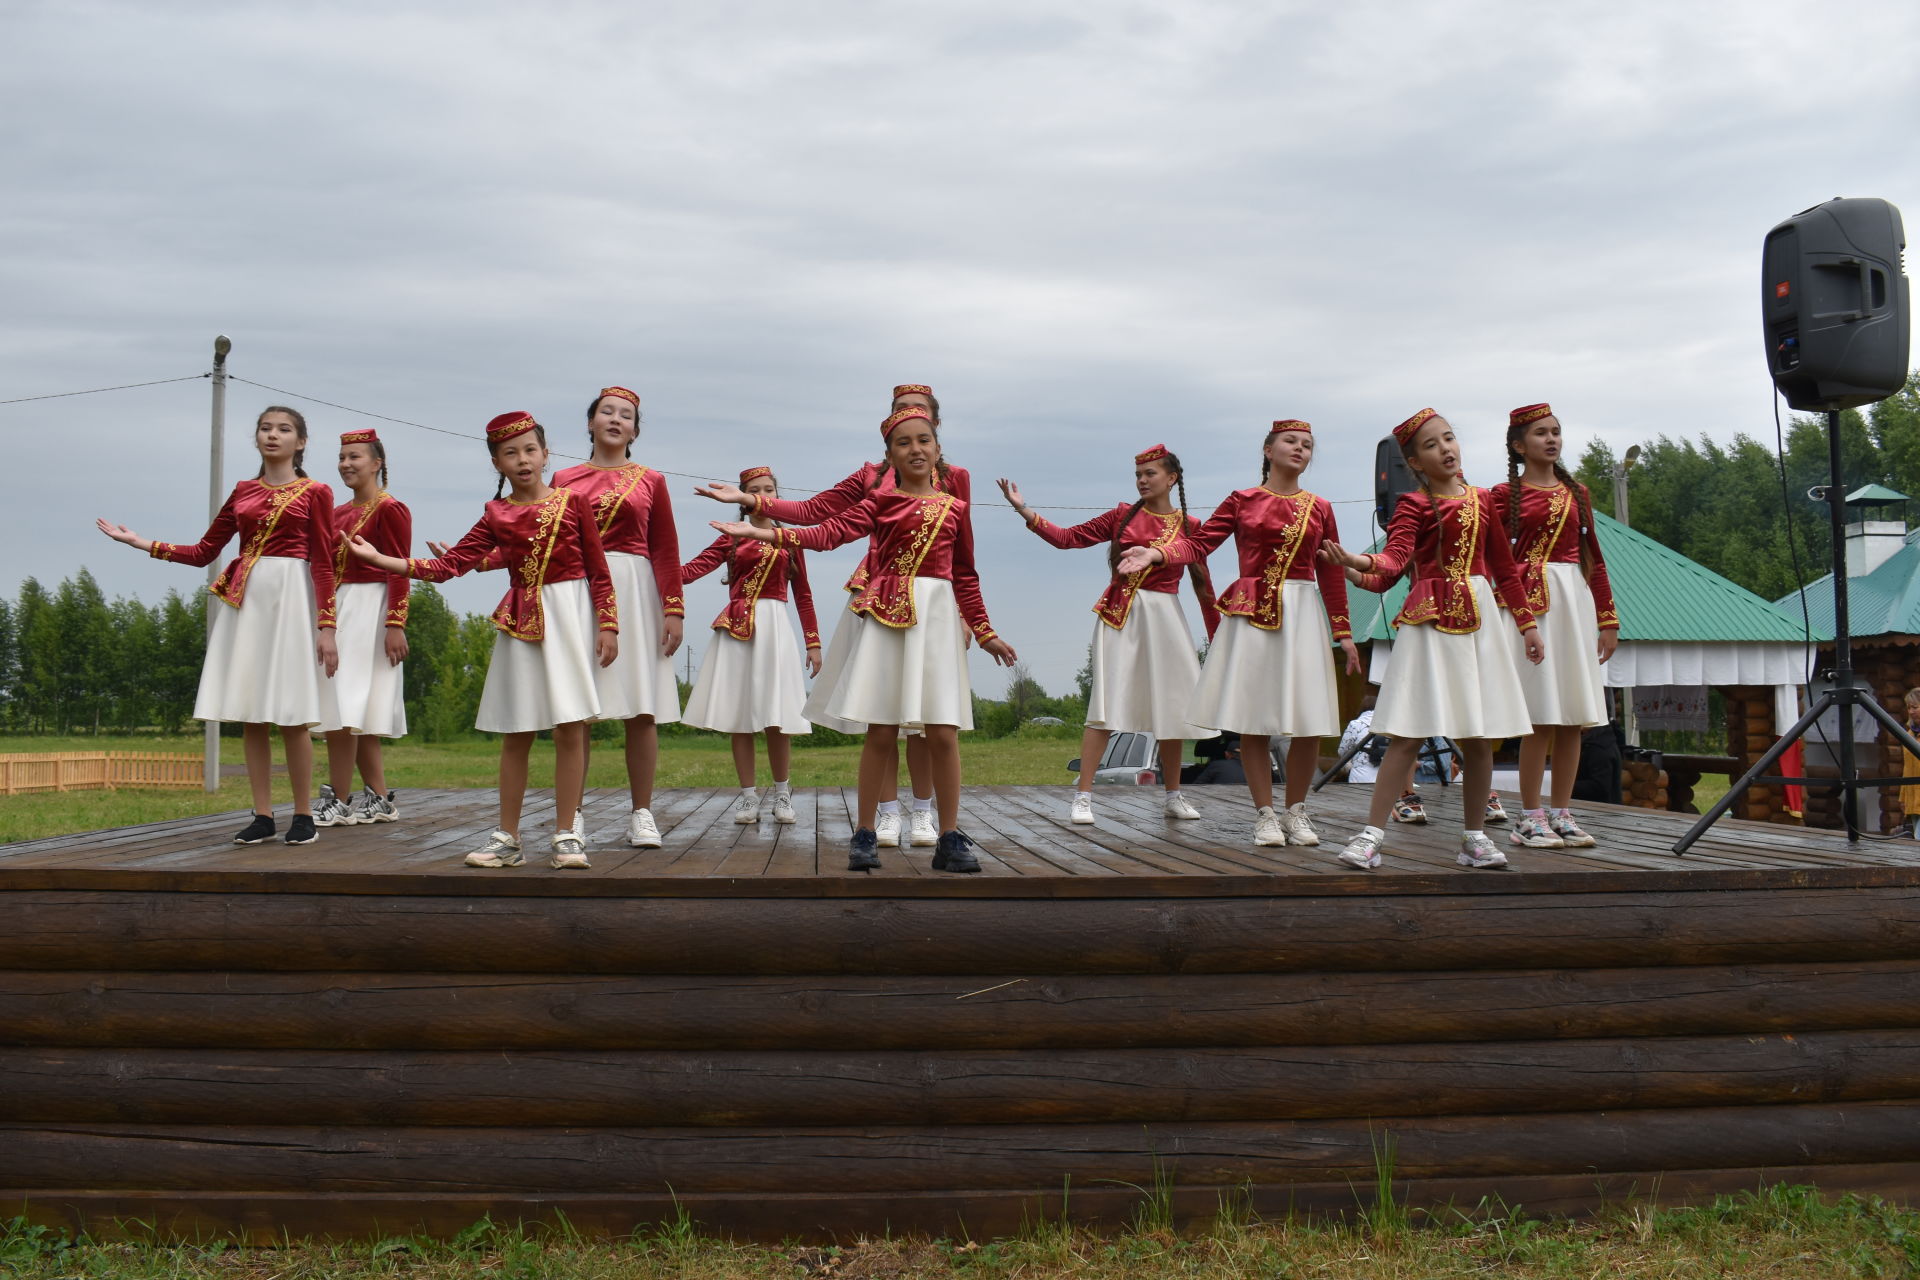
[5,1030,1919,1127]
[12,1163,1920,1243]
[2,962,1917,1050]
[7,887,1920,973]
[7,1102,1920,1193]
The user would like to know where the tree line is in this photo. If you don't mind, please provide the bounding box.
[0,572,1088,740]
[1571,371,1920,603]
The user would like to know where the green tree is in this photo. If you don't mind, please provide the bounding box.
[108,596,160,731]
[401,583,456,734]
[421,611,496,741]
[0,597,15,728]
[14,578,56,733]
[153,590,206,733]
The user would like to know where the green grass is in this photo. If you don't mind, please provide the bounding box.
[0,732,1087,844]
[1,1184,1917,1277]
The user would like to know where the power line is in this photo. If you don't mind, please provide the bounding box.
[0,373,208,405]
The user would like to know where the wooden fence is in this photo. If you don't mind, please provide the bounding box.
[0,752,203,796]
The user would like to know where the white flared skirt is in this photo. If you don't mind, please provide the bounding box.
[474,578,602,734]
[1087,591,1218,741]
[682,601,813,735]
[317,581,407,738]
[1373,576,1533,741]
[595,552,683,724]
[822,578,974,731]
[1512,561,1607,728]
[195,555,339,729]
[803,599,870,735]
[1187,585,1342,738]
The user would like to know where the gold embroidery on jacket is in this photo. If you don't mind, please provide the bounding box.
[863,494,954,629]
[1099,509,1185,631]
[211,478,314,609]
[1521,484,1572,614]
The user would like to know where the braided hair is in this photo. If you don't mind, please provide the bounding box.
[1111,450,1210,604]
[1504,416,1597,578]
[490,424,549,499]
[255,405,309,480]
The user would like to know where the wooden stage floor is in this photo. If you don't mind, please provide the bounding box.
[2,782,1915,897]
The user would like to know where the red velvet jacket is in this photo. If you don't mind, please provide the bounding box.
[407,488,618,642]
[1160,487,1352,639]
[774,487,997,641]
[331,492,412,629]
[755,463,972,594]
[1354,486,1537,634]
[150,477,338,628]
[552,463,684,618]
[682,534,822,645]
[1024,503,1220,638]
[1487,481,1620,628]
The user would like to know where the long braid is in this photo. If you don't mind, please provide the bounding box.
[1505,447,1523,544]
[1260,453,1271,486]
[1179,472,1210,604]
[1108,497,1151,577]
[1554,460,1597,578]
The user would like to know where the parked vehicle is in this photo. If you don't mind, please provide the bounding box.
[1066,732,1165,785]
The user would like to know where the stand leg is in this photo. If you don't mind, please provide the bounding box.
[1312,731,1373,792]
[1672,692,1835,854]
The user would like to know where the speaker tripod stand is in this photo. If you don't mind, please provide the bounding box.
[1674,409,1920,853]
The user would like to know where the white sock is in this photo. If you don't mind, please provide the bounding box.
[1359,824,1383,840]
[741,786,758,799]
[912,796,934,812]
[1165,790,1182,799]
[878,800,901,816]
[774,779,791,794]
[1462,828,1484,839]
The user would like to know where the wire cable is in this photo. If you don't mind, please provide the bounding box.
[0,373,208,405]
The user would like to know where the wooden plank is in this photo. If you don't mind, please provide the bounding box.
[7,1029,1918,1126]
[7,1101,1920,1193]
[761,787,819,879]
[4,961,1911,1051]
[7,886,1920,973]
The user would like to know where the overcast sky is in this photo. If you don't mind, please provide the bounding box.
[4,0,1917,695]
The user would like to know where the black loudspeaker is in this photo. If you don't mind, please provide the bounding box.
[1763,197,1910,411]
[1374,436,1418,529]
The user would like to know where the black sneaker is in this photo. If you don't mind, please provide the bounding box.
[285,814,319,845]
[932,829,981,874]
[233,813,276,844]
[847,827,880,872]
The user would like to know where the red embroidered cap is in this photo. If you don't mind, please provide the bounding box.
[1135,443,1170,466]
[881,405,933,439]
[598,386,640,409]
[1392,407,1440,447]
[892,383,933,400]
[486,412,540,445]
[1510,403,1554,428]
[739,465,773,485]
[1269,419,1312,435]
[339,429,379,446]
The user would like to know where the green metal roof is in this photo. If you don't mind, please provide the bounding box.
[1350,511,1825,643]
[1847,483,1909,506]
[1775,525,1920,638]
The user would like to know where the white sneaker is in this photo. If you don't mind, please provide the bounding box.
[875,810,902,847]
[549,831,590,870]
[771,791,797,823]
[628,808,662,848]
[1164,792,1201,820]
[1253,806,1286,847]
[909,808,939,847]
[464,830,523,868]
[1278,803,1320,846]
[1457,832,1510,870]
[1069,792,1095,824]
[350,787,398,824]
[733,790,761,824]
[1337,826,1383,870]
[314,784,353,827]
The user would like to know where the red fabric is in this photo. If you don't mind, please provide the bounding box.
[407,488,618,641]
[332,493,412,628]
[776,488,997,640]
[682,534,821,645]
[1160,487,1351,639]
[552,463,684,618]
[1487,481,1619,629]
[756,463,973,595]
[150,477,339,628]
[1354,486,1537,634]
[1025,503,1220,639]
[1782,739,1805,816]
